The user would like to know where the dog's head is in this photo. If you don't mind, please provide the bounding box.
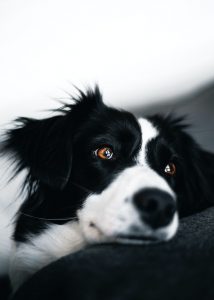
[4,86,214,244]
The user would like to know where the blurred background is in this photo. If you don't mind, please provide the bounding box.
[0,0,214,149]
[0,2,214,297]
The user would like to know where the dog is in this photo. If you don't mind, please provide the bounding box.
[0,86,214,291]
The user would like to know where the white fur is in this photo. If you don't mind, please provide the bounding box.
[78,165,176,244]
[137,118,158,166]
[10,221,86,291]
[0,157,26,277]
[0,210,13,276]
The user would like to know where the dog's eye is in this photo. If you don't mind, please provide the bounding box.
[94,147,114,160]
[164,163,176,176]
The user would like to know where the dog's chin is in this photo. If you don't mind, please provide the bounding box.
[80,213,179,245]
[81,223,178,246]
[104,231,177,246]
[84,231,173,246]
[115,234,161,244]
[114,230,177,244]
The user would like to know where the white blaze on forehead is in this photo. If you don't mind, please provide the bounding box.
[137,118,158,166]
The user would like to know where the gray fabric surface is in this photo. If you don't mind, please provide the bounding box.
[12,207,214,300]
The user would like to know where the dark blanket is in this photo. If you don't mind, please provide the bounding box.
[12,207,214,300]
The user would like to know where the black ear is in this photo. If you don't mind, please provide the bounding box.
[2,85,103,189]
[4,115,73,189]
[176,127,214,215]
[196,149,214,203]
[150,114,214,215]
[179,142,214,216]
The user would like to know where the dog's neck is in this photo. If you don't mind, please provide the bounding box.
[11,220,87,291]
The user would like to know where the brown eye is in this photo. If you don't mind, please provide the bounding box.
[164,163,176,176]
[94,147,114,160]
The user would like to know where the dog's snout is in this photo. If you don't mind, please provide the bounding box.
[133,188,176,229]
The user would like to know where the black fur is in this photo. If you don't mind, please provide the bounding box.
[2,86,214,242]
[3,86,142,242]
[147,115,214,216]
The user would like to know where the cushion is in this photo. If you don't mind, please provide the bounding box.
[12,207,214,300]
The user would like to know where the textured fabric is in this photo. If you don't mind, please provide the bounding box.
[12,207,214,300]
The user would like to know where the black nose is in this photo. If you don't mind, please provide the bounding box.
[133,188,176,229]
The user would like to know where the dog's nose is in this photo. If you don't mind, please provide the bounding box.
[133,188,176,229]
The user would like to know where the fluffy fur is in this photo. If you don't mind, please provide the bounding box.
[0,86,214,291]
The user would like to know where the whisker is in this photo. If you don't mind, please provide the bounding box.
[19,212,77,222]
[188,129,214,133]
[18,182,93,222]
[70,181,94,194]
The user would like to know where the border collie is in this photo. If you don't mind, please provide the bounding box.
[0,86,214,291]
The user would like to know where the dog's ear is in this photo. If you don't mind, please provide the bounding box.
[150,114,214,215]
[4,115,73,189]
[3,86,103,189]
[175,127,214,215]
[178,136,214,216]
[196,149,214,203]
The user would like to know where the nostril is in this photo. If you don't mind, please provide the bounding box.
[143,198,158,213]
[133,191,159,213]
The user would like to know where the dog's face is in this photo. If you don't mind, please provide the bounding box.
[71,105,178,243]
[5,87,214,244]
